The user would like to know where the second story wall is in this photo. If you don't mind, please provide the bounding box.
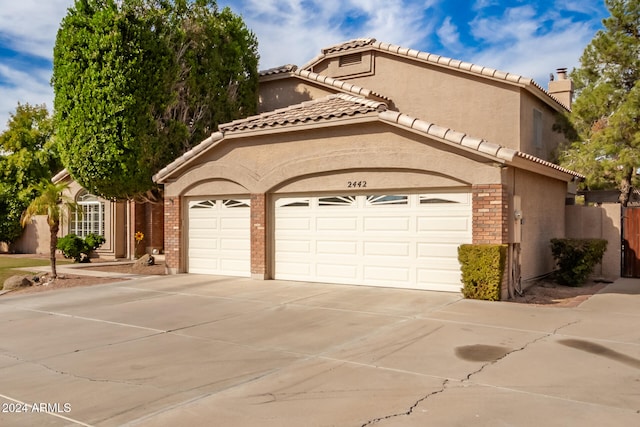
[519,91,567,162]
[259,78,335,113]
[304,47,568,161]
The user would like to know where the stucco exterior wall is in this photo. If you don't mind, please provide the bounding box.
[165,121,502,198]
[10,215,50,254]
[510,168,567,284]
[259,79,335,113]
[565,204,621,280]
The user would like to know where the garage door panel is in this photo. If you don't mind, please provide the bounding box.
[364,216,411,232]
[276,217,312,231]
[417,243,458,258]
[417,217,470,232]
[364,241,410,257]
[189,217,219,230]
[417,269,463,291]
[316,263,358,280]
[220,217,249,230]
[317,217,358,231]
[278,240,312,254]
[276,261,311,276]
[220,238,249,251]
[364,265,410,282]
[316,240,358,255]
[189,239,220,252]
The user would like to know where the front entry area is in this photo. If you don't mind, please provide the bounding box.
[274,192,472,292]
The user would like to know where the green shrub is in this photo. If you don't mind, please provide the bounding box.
[57,233,106,263]
[550,238,607,286]
[458,244,507,301]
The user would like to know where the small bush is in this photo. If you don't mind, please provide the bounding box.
[550,238,607,286]
[57,233,106,263]
[458,244,507,301]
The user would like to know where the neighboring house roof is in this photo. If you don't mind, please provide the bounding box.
[302,38,569,111]
[153,93,583,183]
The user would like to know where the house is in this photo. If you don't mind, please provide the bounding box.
[153,38,584,298]
[11,169,164,260]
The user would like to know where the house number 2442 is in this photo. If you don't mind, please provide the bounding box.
[347,181,367,188]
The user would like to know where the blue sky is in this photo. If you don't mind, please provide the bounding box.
[0,0,609,132]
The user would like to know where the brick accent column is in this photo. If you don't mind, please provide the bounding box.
[164,196,181,274]
[251,193,267,279]
[472,184,509,244]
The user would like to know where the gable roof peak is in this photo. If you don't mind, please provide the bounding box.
[321,38,377,54]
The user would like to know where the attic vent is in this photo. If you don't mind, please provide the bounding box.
[339,53,362,67]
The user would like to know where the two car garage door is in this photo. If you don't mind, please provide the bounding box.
[187,192,472,292]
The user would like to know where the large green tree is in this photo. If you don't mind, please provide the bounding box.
[559,0,640,205]
[53,0,259,200]
[0,103,60,244]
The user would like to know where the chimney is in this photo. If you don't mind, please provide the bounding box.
[548,67,574,109]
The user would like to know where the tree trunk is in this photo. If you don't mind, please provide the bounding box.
[50,222,59,278]
[619,168,634,207]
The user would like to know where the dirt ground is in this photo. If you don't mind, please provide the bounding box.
[2,256,609,306]
[3,259,166,296]
[509,279,608,307]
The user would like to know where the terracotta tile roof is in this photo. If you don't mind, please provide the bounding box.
[259,64,298,76]
[219,93,387,133]
[302,38,569,111]
[514,152,585,178]
[378,110,584,179]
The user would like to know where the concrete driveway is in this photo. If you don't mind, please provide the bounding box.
[0,274,638,426]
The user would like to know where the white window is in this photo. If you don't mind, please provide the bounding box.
[71,192,105,237]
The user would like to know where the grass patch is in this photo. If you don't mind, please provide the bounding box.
[0,256,71,290]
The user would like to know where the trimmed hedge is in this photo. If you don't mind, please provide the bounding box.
[458,244,508,301]
[550,238,607,286]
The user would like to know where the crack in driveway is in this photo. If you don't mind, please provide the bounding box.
[359,320,581,425]
[360,379,449,427]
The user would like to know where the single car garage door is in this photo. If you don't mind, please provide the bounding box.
[187,198,251,276]
[274,192,472,292]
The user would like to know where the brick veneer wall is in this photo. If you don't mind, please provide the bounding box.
[251,193,267,279]
[472,184,509,244]
[164,196,181,273]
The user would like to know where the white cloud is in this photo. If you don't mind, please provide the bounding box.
[437,16,463,52]
[225,0,440,69]
[468,6,601,84]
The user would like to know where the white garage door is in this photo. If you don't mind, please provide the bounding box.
[275,192,472,292]
[188,198,250,276]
